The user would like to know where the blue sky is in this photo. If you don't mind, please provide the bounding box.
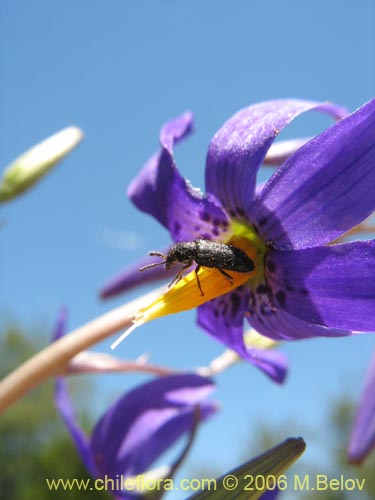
[1,0,374,496]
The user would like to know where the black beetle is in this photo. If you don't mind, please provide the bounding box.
[139,239,255,296]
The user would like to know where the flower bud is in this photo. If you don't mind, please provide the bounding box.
[0,126,83,203]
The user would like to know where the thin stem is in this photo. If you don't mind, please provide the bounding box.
[196,349,239,377]
[65,351,177,377]
[0,287,163,415]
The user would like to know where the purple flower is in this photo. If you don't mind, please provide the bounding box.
[53,315,217,499]
[106,99,375,377]
[348,348,375,464]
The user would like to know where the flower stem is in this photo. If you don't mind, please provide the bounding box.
[0,287,163,415]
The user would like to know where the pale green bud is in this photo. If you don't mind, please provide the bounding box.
[0,126,83,203]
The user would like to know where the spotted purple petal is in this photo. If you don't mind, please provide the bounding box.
[197,288,288,383]
[205,99,347,222]
[253,99,375,249]
[127,112,230,242]
[265,241,375,332]
[348,348,375,464]
[91,374,217,478]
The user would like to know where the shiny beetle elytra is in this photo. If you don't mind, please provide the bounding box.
[139,239,254,296]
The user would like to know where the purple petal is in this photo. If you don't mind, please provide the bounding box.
[127,112,230,241]
[248,303,350,341]
[246,348,288,384]
[205,99,347,221]
[54,378,98,477]
[100,250,176,299]
[197,288,288,383]
[253,99,375,249]
[91,374,217,478]
[255,181,267,196]
[52,307,67,341]
[265,241,375,332]
[348,348,375,464]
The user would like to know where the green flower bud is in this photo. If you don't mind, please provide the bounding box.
[0,126,83,203]
[189,438,306,499]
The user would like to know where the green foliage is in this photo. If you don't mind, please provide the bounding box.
[0,322,109,499]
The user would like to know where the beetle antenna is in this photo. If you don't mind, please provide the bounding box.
[139,260,166,272]
[139,251,167,272]
[149,251,166,258]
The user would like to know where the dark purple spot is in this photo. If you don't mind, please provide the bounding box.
[258,217,268,227]
[212,228,220,237]
[275,290,287,308]
[213,309,219,318]
[256,284,270,294]
[299,288,309,296]
[236,207,246,216]
[201,233,212,240]
[173,221,181,235]
[199,212,211,222]
[229,210,236,217]
[267,260,276,273]
[285,282,295,292]
[230,293,241,317]
[194,225,201,232]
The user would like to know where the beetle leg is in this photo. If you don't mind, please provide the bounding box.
[218,268,234,285]
[194,265,204,296]
[168,262,192,288]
